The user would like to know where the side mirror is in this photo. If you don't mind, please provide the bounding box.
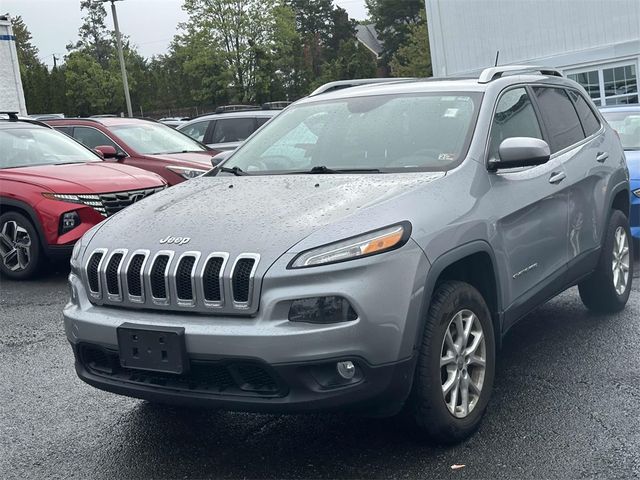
[95,145,119,160]
[211,150,232,168]
[489,137,551,170]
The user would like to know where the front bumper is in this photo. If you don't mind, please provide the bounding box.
[64,240,430,412]
[72,342,416,414]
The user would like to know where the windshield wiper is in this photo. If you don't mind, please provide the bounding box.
[217,166,248,176]
[297,166,382,174]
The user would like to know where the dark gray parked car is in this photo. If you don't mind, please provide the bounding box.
[64,66,632,444]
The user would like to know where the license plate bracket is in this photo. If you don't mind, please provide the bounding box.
[117,323,189,375]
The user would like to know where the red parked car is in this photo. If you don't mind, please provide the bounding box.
[46,117,219,185]
[0,115,166,280]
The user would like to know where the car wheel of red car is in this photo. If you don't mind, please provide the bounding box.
[0,212,42,280]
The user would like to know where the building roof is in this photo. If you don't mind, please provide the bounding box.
[356,24,383,58]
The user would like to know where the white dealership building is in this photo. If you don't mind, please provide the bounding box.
[425,0,640,106]
[0,15,27,115]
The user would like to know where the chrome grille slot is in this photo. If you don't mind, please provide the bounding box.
[86,250,105,296]
[231,254,260,308]
[203,257,224,302]
[150,254,171,300]
[105,252,124,296]
[126,253,146,298]
[176,256,196,299]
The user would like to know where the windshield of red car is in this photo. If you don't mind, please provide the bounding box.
[0,126,100,169]
[110,122,208,155]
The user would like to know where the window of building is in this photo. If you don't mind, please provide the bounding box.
[568,62,638,106]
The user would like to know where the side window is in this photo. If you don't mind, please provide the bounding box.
[489,88,543,160]
[256,117,270,128]
[180,121,209,143]
[212,118,255,144]
[53,126,73,136]
[567,89,601,137]
[532,87,585,153]
[73,127,119,150]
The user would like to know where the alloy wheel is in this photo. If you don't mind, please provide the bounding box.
[0,220,32,272]
[440,309,487,418]
[612,226,630,296]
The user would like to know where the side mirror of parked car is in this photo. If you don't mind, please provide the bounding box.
[94,145,121,160]
[211,150,233,167]
[489,137,551,170]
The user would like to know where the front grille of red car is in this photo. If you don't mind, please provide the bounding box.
[75,186,166,217]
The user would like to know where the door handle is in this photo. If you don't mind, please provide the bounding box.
[548,171,566,184]
[596,151,609,163]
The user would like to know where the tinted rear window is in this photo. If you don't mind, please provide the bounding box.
[533,87,585,153]
[568,90,601,137]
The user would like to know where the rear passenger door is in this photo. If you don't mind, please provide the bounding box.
[532,86,608,273]
[487,87,569,320]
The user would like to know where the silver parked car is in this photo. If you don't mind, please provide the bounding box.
[177,109,279,151]
[65,66,631,444]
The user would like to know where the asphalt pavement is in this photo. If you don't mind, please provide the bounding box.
[1,265,639,479]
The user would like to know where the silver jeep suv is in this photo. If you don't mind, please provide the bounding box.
[64,66,632,444]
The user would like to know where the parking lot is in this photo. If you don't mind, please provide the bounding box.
[1,265,639,479]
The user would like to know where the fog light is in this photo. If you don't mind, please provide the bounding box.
[337,361,355,380]
[288,296,358,324]
[60,211,80,234]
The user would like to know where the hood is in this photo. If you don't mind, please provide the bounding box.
[88,173,444,267]
[1,161,165,194]
[145,151,217,167]
[624,150,640,180]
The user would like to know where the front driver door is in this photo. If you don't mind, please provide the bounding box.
[486,87,569,328]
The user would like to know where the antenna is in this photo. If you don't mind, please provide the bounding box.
[494,51,500,67]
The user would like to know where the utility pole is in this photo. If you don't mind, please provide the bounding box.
[105,0,133,117]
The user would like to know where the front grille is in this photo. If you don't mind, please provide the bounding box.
[232,258,256,303]
[78,344,283,397]
[75,186,165,217]
[83,248,258,313]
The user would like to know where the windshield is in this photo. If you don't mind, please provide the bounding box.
[111,122,208,155]
[221,92,481,174]
[601,110,640,150]
[0,126,100,169]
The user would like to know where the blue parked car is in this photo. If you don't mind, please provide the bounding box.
[600,105,640,243]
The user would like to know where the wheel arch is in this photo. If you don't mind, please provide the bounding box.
[0,198,46,249]
[418,241,504,351]
[610,184,630,217]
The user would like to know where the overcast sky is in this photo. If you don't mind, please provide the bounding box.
[1,0,369,67]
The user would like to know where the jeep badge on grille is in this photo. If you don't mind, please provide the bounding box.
[159,236,191,246]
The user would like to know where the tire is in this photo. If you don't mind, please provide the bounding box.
[405,280,496,444]
[0,211,43,280]
[578,209,633,313]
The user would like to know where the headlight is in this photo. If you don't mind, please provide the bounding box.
[166,166,208,179]
[70,240,83,270]
[633,189,640,198]
[42,192,101,206]
[289,223,410,268]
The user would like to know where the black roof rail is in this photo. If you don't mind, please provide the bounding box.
[214,105,261,114]
[0,112,19,121]
[478,65,563,84]
[309,78,416,96]
[262,101,292,110]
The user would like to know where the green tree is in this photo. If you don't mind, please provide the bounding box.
[68,0,113,68]
[365,0,424,67]
[389,10,431,77]
[316,40,376,88]
[64,51,123,116]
